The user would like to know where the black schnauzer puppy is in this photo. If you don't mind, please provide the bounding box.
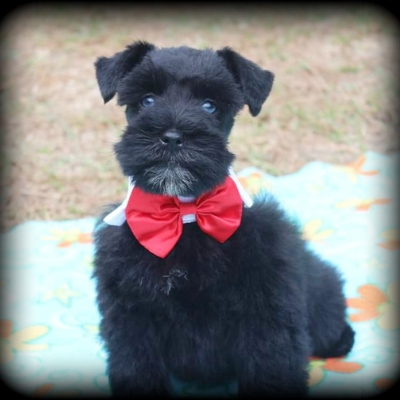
[92,41,355,397]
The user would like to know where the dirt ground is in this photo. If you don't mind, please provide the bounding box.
[1,3,399,231]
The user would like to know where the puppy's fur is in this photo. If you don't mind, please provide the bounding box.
[92,41,355,397]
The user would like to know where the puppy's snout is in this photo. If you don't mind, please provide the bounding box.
[160,131,184,151]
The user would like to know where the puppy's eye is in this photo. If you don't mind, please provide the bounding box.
[201,101,217,114]
[141,95,155,107]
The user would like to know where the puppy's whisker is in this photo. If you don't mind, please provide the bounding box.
[143,164,196,196]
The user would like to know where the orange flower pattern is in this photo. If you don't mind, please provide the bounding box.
[32,383,80,397]
[347,283,400,330]
[32,383,53,397]
[0,320,49,364]
[302,219,333,242]
[378,229,400,251]
[335,197,391,211]
[238,172,273,196]
[308,357,363,387]
[375,378,396,391]
[42,228,93,248]
[337,154,379,183]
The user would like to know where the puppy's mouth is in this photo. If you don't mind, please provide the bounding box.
[143,163,197,197]
[115,125,236,197]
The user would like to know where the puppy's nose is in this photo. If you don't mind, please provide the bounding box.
[160,131,183,151]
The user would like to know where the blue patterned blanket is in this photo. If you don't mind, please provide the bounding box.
[1,151,399,397]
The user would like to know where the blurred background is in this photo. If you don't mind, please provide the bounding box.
[1,2,399,231]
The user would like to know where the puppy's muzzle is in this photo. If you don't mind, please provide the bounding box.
[160,131,184,153]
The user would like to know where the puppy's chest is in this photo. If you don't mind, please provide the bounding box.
[155,267,189,295]
[120,222,234,295]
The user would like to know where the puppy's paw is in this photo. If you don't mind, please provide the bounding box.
[336,323,356,356]
[317,323,355,358]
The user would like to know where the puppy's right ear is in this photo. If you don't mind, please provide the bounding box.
[217,47,274,117]
[94,41,155,103]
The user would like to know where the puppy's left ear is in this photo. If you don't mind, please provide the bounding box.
[217,47,274,116]
[94,41,155,103]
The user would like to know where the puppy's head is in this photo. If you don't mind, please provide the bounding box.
[95,41,274,197]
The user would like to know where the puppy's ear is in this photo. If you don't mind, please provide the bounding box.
[94,41,155,103]
[217,47,274,116]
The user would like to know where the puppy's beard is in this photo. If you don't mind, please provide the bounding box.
[144,164,196,196]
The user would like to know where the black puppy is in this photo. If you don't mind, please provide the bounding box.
[92,41,355,397]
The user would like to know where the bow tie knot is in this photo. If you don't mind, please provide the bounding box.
[179,201,197,218]
[125,176,243,258]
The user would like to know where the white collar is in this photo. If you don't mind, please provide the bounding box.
[103,167,253,226]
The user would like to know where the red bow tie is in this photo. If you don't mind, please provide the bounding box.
[125,176,243,258]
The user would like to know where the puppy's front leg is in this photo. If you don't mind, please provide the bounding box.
[234,322,310,397]
[103,314,170,397]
